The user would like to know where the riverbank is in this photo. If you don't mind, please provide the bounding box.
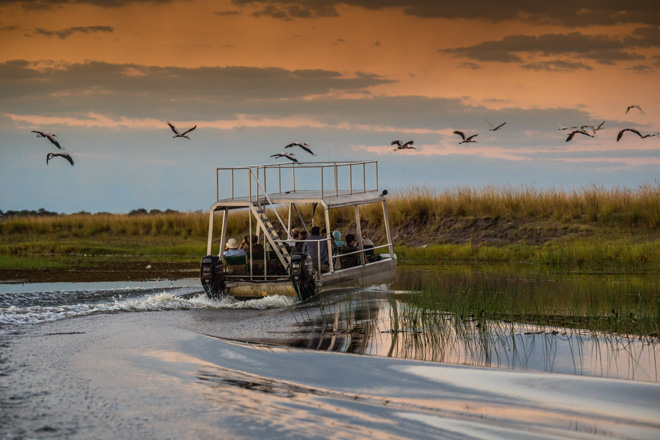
[2,185,660,280]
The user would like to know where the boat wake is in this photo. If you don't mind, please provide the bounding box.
[0,280,297,333]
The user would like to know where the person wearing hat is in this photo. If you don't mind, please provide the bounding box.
[224,238,246,257]
[286,228,300,249]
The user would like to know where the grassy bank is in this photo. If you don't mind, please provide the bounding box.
[2,184,660,274]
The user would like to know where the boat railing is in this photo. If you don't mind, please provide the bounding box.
[222,241,393,282]
[215,161,379,202]
[274,238,392,279]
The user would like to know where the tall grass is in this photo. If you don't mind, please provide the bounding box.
[3,183,660,238]
[386,183,660,228]
[3,184,660,269]
[402,271,660,338]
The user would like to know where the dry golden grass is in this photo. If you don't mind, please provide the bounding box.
[2,184,660,271]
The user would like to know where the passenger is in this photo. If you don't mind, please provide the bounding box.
[302,226,329,271]
[361,231,374,247]
[223,238,246,257]
[362,231,375,261]
[249,234,264,253]
[332,230,345,249]
[286,228,300,250]
[339,234,360,268]
[240,234,264,253]
[295,230,307,253]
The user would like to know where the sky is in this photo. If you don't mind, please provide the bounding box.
[1,0,659,213]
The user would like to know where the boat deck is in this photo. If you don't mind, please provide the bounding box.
[213,160,383,208]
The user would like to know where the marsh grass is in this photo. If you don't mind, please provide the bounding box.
[387,183,660,227]
[2,184,660,270]
[396,239,660,270]
[400,271,660,338]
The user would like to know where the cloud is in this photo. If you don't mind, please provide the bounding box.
[626,64,653,72]
[2,59,609,150]
[33,25,114,39]
[3,0,659,27]
[444,28,660,66]
[458,62,481,70]
[243,1,338,20]
[4,0,179,10]
[228,1,660,26]
[214,9,241,16]
[521,60,593,71]
[0,60,396,122]
[0,60,391,103]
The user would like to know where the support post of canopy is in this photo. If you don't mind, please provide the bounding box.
[219,208,228,256]
[334,164,338,196]
[382,200,395,259]
[324,205,334,273]
[287,203,292,237]
[207,208,215,255]
[354,205,365,266]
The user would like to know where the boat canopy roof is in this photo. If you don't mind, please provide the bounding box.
[212,160,385,209]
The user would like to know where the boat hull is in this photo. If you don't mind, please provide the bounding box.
[225,257,397,300]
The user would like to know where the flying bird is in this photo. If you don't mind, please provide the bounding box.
[391,140,415,151]
[558,125,579,131]
[46,152,74,166]
[582,120,606,135]
[32,130,63,150]
[285,142,315,155]
[625,105,645,115]
[453,130,478,144]
[271,152,299,162]
[485,119,506,131]
[166,121,196,139]
[616,128,656,142]
[565,130,594,142]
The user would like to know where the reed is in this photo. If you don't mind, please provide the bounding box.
[3,184,660,271]
[385,183,660,228]
[402,272,660,338]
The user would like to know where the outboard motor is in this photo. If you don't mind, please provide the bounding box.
[200,255,225,299]
[290,253,315,301]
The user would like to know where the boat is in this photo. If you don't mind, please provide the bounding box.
[200,160,397,300]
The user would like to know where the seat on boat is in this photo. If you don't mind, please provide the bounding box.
[224,255,247,275]
[364,244,375,262]
[339,247,359,269]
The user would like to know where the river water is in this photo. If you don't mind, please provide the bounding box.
[1,269,659,439]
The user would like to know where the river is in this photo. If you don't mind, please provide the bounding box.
[1,269,659,439]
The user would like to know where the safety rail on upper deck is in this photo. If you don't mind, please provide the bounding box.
[215,161,379,203]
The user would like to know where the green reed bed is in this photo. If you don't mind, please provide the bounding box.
[397,239,660,271]
[400,272,660,338]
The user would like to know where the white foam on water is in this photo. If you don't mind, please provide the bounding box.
[0,278,199,295]
[192,294,298,310]
[0,289,298,331]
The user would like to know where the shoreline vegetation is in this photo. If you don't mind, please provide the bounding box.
[3,184,659,338]
[2,184,660,278]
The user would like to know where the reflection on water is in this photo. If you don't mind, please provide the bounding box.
[284,266,660,383]
[1,266,658,382]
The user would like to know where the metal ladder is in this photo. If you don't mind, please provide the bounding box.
[250,202,291,271]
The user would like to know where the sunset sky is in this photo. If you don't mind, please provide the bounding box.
[1,0,659,213]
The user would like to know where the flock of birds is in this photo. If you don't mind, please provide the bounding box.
[31,106,657,168]
[391,105,656,152]
[558,105,657,143]
[31,130,74,166]
[270,142,315,162]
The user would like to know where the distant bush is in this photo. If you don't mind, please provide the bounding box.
[0,208,59,219]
